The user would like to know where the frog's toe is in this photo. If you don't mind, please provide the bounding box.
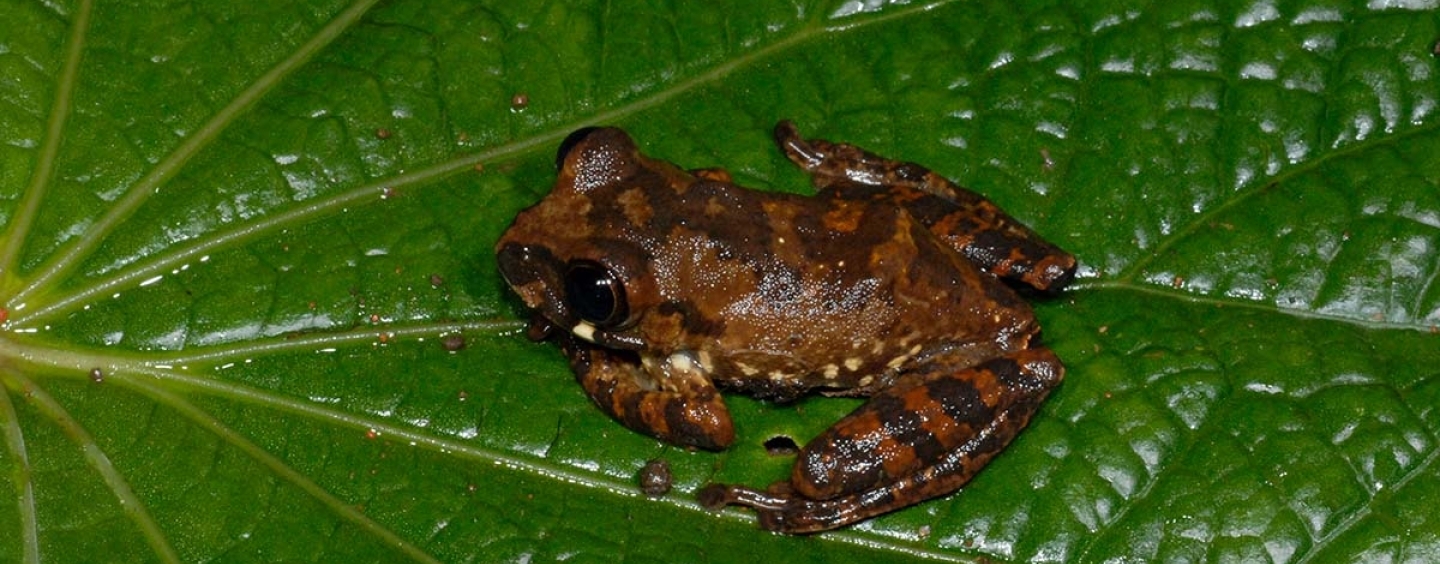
[697,483,785,512]
[696,483,824,534]
[773,120,825,169]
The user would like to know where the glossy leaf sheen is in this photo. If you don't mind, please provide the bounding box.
[0,0,1437,562]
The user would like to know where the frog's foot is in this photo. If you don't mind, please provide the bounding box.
[701,348,1063,533]
[773,120,936,189]
[697,480,888,534]
[773,120,1076,293]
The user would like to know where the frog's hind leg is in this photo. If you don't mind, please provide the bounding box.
[699,347,1061,533]
[565,339,735,451]
[773,120,1076,292]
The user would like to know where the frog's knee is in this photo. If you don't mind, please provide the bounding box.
[664,396,736,450]
[789,392,921,500]
[791,423,887,500]
[634,392,735,451]
[1000,347,1065,392]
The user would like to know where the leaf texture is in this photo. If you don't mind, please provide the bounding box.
[0,0,1437,562]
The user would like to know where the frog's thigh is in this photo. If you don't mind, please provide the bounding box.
[773,121,1075,291]
[783,348,1062,531]
[569,344,735,451]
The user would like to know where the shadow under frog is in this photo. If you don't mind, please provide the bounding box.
[495,121,1076,534]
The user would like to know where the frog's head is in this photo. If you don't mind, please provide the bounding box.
[495,126,689,353]
[496,126,742,451]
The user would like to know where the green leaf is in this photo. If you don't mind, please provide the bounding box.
[1,0,1438,562]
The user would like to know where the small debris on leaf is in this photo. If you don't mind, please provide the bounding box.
[638,458,673,497]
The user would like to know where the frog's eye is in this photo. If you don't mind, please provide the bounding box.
[556,127,601,171]
[563,260,629,328]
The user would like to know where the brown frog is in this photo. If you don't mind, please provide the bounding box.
[495,121,1076,533]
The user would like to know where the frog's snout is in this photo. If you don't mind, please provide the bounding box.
[495,241,563,311]
[495,241,537,291]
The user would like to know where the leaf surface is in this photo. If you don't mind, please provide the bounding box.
[1,0,1438,562]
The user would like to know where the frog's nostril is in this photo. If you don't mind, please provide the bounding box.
[496,242,559,291]
[495,243,529,286]
[556,126,602,171]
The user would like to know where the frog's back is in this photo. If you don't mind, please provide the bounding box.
[629,181,1036,395]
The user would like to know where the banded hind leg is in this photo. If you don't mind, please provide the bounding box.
[773,120,1076,292]
[698,347,1062,533]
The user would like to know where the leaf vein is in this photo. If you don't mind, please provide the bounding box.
[7,0,384,311]
[118,377,443,564]
[1082,279,1440,332]
[1,371,181,564]
[0,0,94,284]
[1114,119,1440,286]
[0,383,40,564]
[1297,436,1440,563]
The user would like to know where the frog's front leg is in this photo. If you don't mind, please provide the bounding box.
[562,337,735,451]
[773,120,1076,292]
[698,347,1061,533]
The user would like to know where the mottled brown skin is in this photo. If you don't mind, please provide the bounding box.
[495,121,1076,533]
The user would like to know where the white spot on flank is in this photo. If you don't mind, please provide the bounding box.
[858,376,875,387]
[823,364,840,379]
[737,363,759,376]
[844,358,863,371]
[886,355,910,370]
[572,322,596,342]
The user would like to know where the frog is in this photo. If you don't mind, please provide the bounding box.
[494,120,1076,533]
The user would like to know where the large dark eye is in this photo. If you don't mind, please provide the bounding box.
[563,260,628,328]
[556,127,601,171]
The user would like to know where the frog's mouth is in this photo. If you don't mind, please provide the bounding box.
[525,311,702,400]
[525,312,645,352]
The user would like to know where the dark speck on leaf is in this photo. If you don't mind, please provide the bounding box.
[638,459,673,497]
[763,435,800,456]
[441,333,466,352]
